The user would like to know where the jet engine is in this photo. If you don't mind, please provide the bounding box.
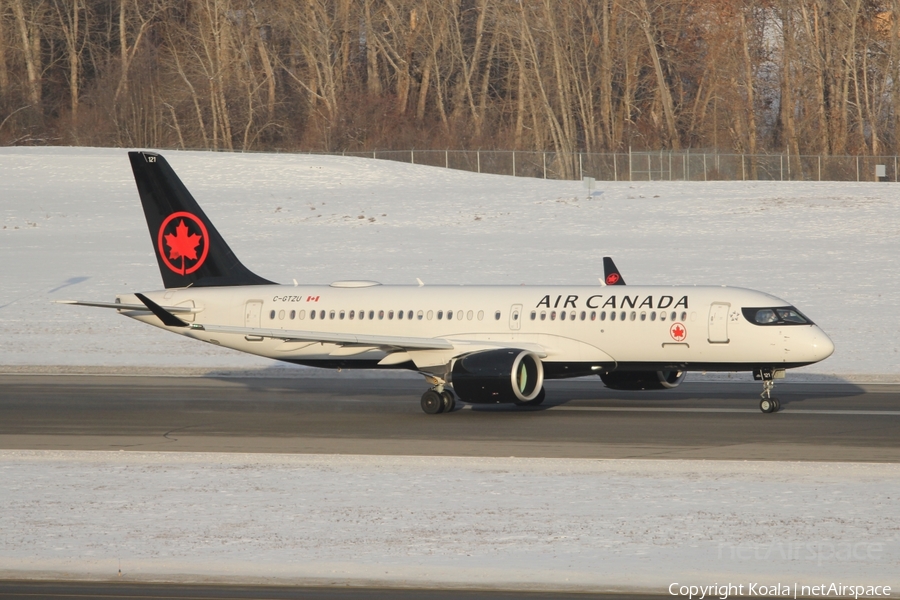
[599,370,685,390]
[451,349,544,403]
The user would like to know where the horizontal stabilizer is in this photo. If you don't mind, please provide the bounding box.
[56,300,198,313]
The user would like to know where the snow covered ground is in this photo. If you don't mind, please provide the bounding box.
[1,146,898,378]
[1,451,897,591]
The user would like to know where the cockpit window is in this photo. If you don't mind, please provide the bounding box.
[742,306,813,326]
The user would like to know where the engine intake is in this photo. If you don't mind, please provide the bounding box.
[451,349,544,403]
[600,370,685,390]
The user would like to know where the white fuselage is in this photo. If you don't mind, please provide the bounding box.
[118,282,834,376]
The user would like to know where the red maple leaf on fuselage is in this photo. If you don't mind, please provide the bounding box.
[164,219,203,274]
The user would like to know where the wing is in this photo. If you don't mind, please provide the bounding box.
[191,322,454,351]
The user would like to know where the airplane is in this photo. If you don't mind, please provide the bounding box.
[61,151,834,414]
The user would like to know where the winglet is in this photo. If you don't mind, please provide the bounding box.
[603,257,626,285]
[135,293,190,327]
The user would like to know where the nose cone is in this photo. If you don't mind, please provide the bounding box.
[809,327,835,363]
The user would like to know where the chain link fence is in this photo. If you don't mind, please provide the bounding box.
[320,149,899,183]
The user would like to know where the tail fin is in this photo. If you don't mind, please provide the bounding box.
[603,257,626,285]
[129,151,274,288]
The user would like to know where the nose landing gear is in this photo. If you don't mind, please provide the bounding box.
[754,368,784,413]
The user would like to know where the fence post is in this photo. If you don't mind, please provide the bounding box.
[741,154,745,181]
[780,154,784,181]
[818,155,821,181]
[613,153,618,182]
[669,151,672,181]
[577,152,581,180]
[628,147,633,181]
[411,149,414,165]
[545,152,548,179]
[856,155,860,182]
[703,154,707,181]
[477,150,481,174]
[686,149,690,180]
[445,149,449,169]
[895,155,897,182]
[373,150,377,159]
[512,151,516,177]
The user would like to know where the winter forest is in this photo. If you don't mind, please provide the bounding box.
[1,0,899,158]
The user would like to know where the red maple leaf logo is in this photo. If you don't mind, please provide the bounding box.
[164,219,203,275]
[606,273,620,285]
[670,323,687,341]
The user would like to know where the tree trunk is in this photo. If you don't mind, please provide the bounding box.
[12,0,40,106]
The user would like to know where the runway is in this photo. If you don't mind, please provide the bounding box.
[2,374,898,461]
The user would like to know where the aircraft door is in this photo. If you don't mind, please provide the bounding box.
[509,304,522,330]
[708,302,730,343]
[244,300,264,342]
[245,300,263,328]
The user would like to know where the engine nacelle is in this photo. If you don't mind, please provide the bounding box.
[599,370,685,391]
[451,349,544,403]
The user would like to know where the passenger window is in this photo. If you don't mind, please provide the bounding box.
[477,310,484,321]
[388,310,394,319]
[570,311,576,321]
[417,310,424,320]
[600,311,606,321]
[278,310,284,320]
[457,310,463,320]
[670,311,676,321]
[590,311,596,321]
[437,310,443,320]
[408,310,413,320]
[530,311,536,320]
[397,310,402,320]
[495,311,501,320]
[359,310,365,320]
[448,310,454,320]
[368,310,375,320]
[650,311,656,321]
[378,310,384,320]
[630,312,636,321]
[551,311,557,321]
[560,311,566,321]
[513,310,519,320]
[298,310,306,319]
[329,310,335,319]
[610,311,616,321]
[660,311,666,321]
[467,310,474,320]
[427,310,433,320]
[349,310,355,320]
[640,312,646,321]
[680,312,688,321]
[621,311,627,321]
[269,310,276,320]
[580,311,586,321]
[340,310,345,320]
[540,311,547,321]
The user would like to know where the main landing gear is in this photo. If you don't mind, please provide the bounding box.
[754,368,785,414]
[420,375,456,415]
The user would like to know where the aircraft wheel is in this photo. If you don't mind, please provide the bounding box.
[759,398,776,414]
[421,390,444,414]
[514,387,546,407]
[440,390,456,413]
[772,398,781,412]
